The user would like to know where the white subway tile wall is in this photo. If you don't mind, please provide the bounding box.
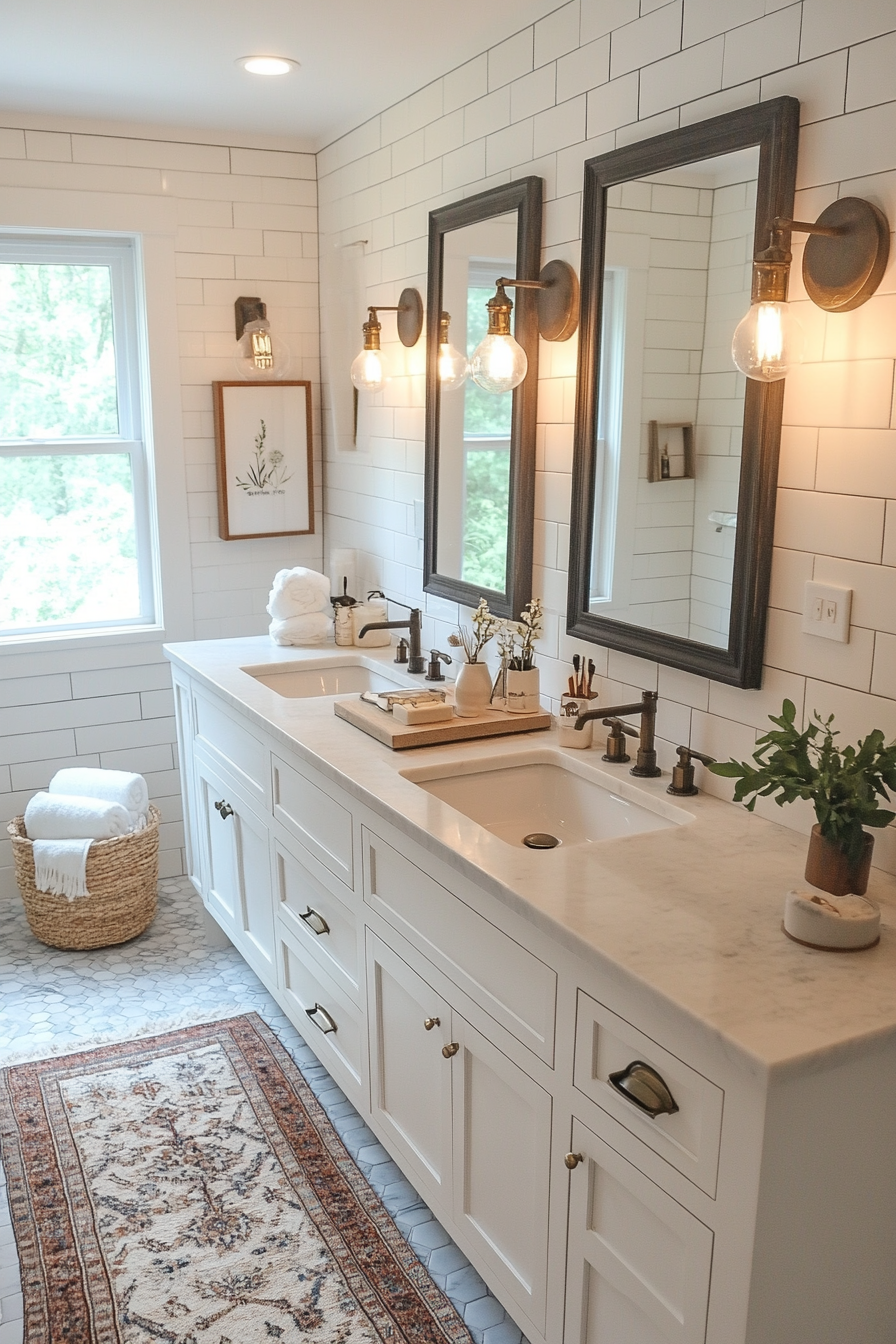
[0,126,321,895]
[317,0,896,860]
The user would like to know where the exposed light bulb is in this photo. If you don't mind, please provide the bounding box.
[732,300,805,382]
[234,319,291,380]
[437,311,468,390]
[351,347,386,392]
[470,282,528,394]
[470,333,527,394]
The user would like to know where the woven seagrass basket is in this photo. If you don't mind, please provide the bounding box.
[7,804,161,950]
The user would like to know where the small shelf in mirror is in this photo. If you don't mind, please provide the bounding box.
[647,422,694,483]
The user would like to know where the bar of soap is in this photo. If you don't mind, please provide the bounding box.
[392,701,454,725]
[783,889,881,950]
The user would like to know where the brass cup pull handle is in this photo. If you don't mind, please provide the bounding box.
[305,1003,338,1035]
[424,1017,441,1031]
[299,906,330,936]
[608,1060,679,1118]
[565,1152,584,1170]
[441,1042,459,1058]
[214,799,234,819]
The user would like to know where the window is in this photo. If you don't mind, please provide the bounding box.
[0,234,156,638]
[461,260,513,592]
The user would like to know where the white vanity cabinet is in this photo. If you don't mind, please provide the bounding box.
[367,929,554,1333]
[167,652,896,1344]
[193,749,276,983]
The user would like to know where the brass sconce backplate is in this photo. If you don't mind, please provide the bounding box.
[802,197,890,312]
[396,287,424,347]
[537,259,580,341]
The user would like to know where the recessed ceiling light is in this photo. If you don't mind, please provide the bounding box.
[237,55,298,76]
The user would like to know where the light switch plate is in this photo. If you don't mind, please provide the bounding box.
[802,581,852,642]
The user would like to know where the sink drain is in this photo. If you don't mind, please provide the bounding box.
[523,832,561,849]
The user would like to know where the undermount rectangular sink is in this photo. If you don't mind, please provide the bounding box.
[241,657,414,699]
[401,750,689,849]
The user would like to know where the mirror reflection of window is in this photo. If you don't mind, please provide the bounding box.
[461,264,512,590]
[589,148,758,648]
[436,210,518,595]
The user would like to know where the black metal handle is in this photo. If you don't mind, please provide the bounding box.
[305,1003,337,1035]
[299,906,330,936]
[214,799,234,820]
[608,1061,679,1118]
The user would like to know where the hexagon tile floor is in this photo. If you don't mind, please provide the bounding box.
[0,877,528,1344]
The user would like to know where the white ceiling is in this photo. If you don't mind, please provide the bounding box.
[1,0,565,150]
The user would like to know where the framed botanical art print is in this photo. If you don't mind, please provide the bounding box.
[212,380,314,540]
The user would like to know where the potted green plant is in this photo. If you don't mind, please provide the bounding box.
[709,699,896,896]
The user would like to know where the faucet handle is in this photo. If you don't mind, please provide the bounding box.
[602,717,636,763]
[425,650,452,681]
[667,745,716,797]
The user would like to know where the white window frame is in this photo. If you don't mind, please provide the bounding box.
[0,231,161,641]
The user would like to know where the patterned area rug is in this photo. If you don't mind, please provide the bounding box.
[0,1013,473,1344]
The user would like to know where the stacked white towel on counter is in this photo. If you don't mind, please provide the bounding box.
[269,613,331,646]
[267,566,333,646]
[23,768,150,901]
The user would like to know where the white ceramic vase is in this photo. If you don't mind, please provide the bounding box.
[505,667,540,713]
[453,661,493,718]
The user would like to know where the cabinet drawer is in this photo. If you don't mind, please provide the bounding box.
[193,690,268,805]
[275,836,359,999]
[272,755,354,888]
[279,924,363,1093]
[364,829,556,1064]
[574,992,723,1198]
[564,1116,713,1344]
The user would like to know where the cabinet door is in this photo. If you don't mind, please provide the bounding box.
[450,1013,552,1334]
[367,934,453,1211]
[564,1118,713,1344]
[195,755,275,982]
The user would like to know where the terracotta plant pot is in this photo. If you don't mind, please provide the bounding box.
[804,824,874,897]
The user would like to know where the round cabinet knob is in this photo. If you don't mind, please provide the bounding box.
[564,1152,584,1170]
[423,1017,441,1031]
[442,1042,459,1058]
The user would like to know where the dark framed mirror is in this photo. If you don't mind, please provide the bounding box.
[424,177,542,618]
[567,98,800,687]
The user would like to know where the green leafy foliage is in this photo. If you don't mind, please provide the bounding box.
[0,263,118,437]
[708,699,896,864]
[462,449,509,591]
[0,454,139,629]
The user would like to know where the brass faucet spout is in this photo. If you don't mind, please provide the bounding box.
[573,690,661,778]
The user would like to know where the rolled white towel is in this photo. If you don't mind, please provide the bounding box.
[33,838,93,901]
[24,792,132,841]
[266,567,332,619]
[269,612,332,647]
[49,767,148,829]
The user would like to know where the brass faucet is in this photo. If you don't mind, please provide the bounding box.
[574,690,661,777]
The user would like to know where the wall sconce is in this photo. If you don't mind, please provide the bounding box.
[350,288,424,392]
[234,297,291,380]
[437,311,469,391]
[470,260,579,394]
[732,197,890,382]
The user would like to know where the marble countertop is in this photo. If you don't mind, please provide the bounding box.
[165,635,896,1079]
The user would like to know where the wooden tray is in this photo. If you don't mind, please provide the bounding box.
[334,694,552,749]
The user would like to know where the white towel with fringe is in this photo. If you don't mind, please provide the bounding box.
[49,768,149,831]
[32,837,93,901]
[24,792,132,841]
